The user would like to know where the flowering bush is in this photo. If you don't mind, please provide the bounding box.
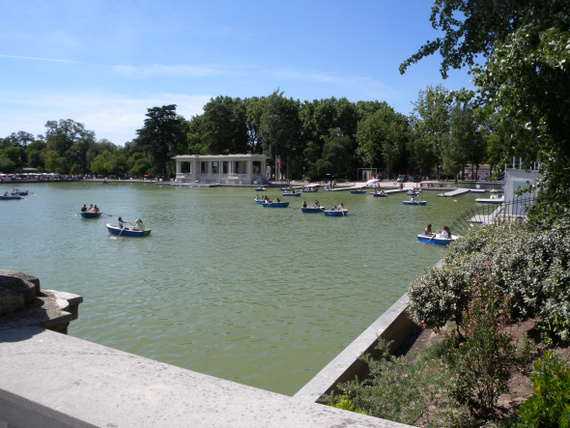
[407,216,570,343]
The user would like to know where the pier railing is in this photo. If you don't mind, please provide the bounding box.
[450,195,535,237]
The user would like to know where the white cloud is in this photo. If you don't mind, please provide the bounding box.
[0,90,210,145]
[112,64,224,78]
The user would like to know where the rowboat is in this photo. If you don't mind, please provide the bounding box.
[300,188,318,193]
[476,194,504,204]
[254,198,266,204]
[469,189,486,194]
[254,187,266,191]
[0,195,22,200]
[371,192,388,197]
[80,212,101,219]
[301,206,325,213]
[350,189,366,194]
[106,223,151,237]
[282,192,301,197]
[403,200,427,205]
[11,190,28,196]
[416,233,457,245]
[262,201,289,208]
[324,208,348,216]
[406,190,417,196]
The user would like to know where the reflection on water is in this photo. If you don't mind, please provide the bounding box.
[0,182,478,394]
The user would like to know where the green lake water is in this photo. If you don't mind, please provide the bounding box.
[0,182,479,395]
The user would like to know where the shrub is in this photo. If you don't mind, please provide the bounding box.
[324,340,458,427]
[407,216,570,344]
[516,351,570,427]
[444,295,516,419]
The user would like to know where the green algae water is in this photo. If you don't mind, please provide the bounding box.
[0,182,479,395]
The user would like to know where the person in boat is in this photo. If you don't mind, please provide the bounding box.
[132,219,146,231]
[118,217,126,229]
[302,200,307,208]
[410,196,416,202]
[94,205,100,213]
[276,197,281,203]
[424,224,433,235]
[88,204,94,212]
[439,226,451,239]
[313,200,320,207]
[337,203,344,211]
[81,204,87,212]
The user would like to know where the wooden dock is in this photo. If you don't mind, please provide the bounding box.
[437,188,470,197]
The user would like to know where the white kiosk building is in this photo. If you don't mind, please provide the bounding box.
[173,154,269,185]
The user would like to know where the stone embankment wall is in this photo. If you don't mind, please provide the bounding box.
[0,269,83,334]
[0,269,412,427]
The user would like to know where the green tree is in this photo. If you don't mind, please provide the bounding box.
[127,152,151,178]
[43,150,67,174]
[442,99,477,182]
[401,0,570,220]
[356,103,407,176]
[4,131,35,148]
[410,85,451,179]
[200,96,249,154]
[26,140,47,170]
[299,97,359,179]
[258,90,301,172]
[244,97,265,153]
[135,105,188,177]
[44,119,96,174]
[315,130,356,179]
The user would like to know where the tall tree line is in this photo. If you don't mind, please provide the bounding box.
[1,89,494,182]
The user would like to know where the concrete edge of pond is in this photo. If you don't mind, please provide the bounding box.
[293,293,415,403]
[0,325,412,428]
[0,265,420,427]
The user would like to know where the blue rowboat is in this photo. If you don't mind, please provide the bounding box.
[301,206,325,213]
[417,233,457,246]
[470,189,486,193]
[324,209,348,216]
[81,212,101,219]
[106,223,151,237]
[0,195,22,200]
[403,200,427,205]
[371,192,388,197]
[282,192,300,197]
[254,198,265,204]
[262,201,289,208]
[350,189,366,194]
[11,190,28,196]
[300,188,318,193]
[406,190,417,196]
[254,187,266,191]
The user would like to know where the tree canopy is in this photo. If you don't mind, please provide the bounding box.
[401,0,570,219]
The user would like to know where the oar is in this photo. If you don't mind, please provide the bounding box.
[101,212,113,216]
[425,234,436,244]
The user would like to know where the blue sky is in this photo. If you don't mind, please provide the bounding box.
[1,0,473,145]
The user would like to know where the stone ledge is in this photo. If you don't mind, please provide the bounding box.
[0,270,83,334]
[0,326,411,428]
